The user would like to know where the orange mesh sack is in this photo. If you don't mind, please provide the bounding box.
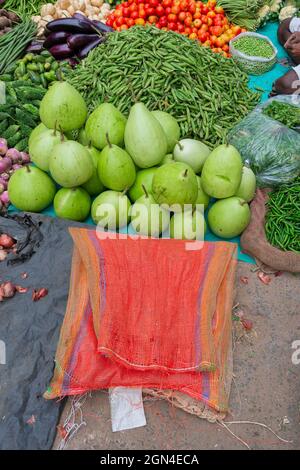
[45,230,237,413]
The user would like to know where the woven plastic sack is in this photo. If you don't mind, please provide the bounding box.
[45,229,237,413]
[229,32,277,75]
[241,189,300,273]
[228,95,300,188]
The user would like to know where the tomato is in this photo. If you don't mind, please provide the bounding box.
[148,14,158,23]
[123,7,130,16]
[215,37,224,48]
[207,11,216,18]
[120,24,128,30]
[207,18,213,26]
[189,4,196,14]
[135,17,145,24]
[184,16,193,26]
[149,0,159,6]
[193,12,201,19]
[177,23,185,32]
[171,5,180,14]
[139,9,146,18]
[116,17,125,26]
[114,9,123,17]
[162,0,172,6]
[193,18,202,28]
[189,32,198,39]
[127,17,135,26]
[178,11,186,21]
[137,0,144,3]
[185,26,192,35]
[198,32,208,43]
[201,5,208,14]
[159,15,168,26]
[222,44,229,52]
[168,21,177,30]
[232,25,242,35]
[156,5,165,16]
[201,15,208,23]
[167,13,177,22]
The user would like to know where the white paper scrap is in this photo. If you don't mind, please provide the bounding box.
[109,387,146,432]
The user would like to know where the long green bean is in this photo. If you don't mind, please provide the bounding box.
[265,177,300,253]
[0,20,37,74]
[66,26,260,148]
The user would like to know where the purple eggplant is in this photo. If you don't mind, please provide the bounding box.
[76,37,105,59]
[44,31,71,49]
[92,20,114,33]
[72,12,87,21]
[25,41,44,53]
[46,18,95,34]
[49,43,73,60]
[67,33,100,51]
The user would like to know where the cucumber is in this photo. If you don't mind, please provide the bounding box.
[23,103,39,116]
[15,108,36,127]
[15,138,28,152]
[28,71,41,84]
[3,124,20,139]
[8,132,22,148]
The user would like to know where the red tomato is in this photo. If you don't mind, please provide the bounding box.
[207,18,212,26]
[128,0,135,3]
[207,11,216,18]
[149,0,159,6]
[201,5,208,14]
[201,15,208,23]
[156,5,165,16]
[193,11,201,19]
[177,23,185,32]
[137,0,144,3]
[159,15,168,26]
[131,11,139,19]
[193,18,201,28]
[171,5,180,14]
[114,9,123,17]
[127,17,135,26]
[148,14,158,23]
[123,7,130,16]
[116,17,125,26]
[168,21,177,30]
[200,23,208,32]
[189,4,196,14]
[135,18,146,25]
[189,32,198,39]
[120,24,128,30]
[184,16,192,26]
[185,26,192,34]
[178,11,186,21]
[198,32,208,42]
[129,4,138,12]
[168,13,177,22]
[165,6,171,14]
[139,9,147,18]
[162,0,172,6]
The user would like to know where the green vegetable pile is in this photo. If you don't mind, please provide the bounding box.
[3,0,56,18]
[66,26,260,148]
[0,19,36,74]
[216,0,272,31]
[233,36,275,59]
[265,177,300,253]
[262,100,300,128]
[0,50,71,89]
[0,81,46,151]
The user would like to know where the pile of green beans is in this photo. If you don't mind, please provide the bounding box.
[66,26,260,148]
[263,100,300,129]
[233,36,274,59]
[265,177,300,253]
[216,0,266,31]
[0,20,37,75]
[2,1,56,18]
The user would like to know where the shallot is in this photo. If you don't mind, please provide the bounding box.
[0,190,9,205]
[0,233,15,248]
[6,148,21,163]
[20,152,30,164]
[1,281,16,298]
[0,177,7,189]
[32,288,48,301]
[0,138,8,156]
[0,156,12,173]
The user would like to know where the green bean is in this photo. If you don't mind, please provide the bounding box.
[66,26,260,149]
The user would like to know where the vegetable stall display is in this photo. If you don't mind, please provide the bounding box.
[106,0,245,56]
[66,26,260,148]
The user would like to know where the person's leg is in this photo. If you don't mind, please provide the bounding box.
[278,18,293,45]
[271,68,299,96]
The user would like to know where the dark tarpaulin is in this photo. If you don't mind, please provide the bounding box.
[0,213,86,450]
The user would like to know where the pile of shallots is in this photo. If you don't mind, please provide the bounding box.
[0,138,30,213]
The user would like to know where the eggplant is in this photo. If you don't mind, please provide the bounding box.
[25,41,44,53]
[92,20,114,34]
[72,12,87,21]
[67,33,100,51]
[49,43,73,60]
[46,18,95,34]
[44,31,71,49]
[76,37,105,59]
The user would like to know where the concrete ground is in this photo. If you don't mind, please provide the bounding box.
[54,262,300,450]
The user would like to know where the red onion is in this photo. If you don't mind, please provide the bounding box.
[0,183,5,195]
[1,281,16,298]
[1,172,9,181]
[0,178,7,190]
[20,152,30,164]
[0,234,15,249]
[32,288,48,301]
[6,148,21,163]
[0,191,9,205]
[0,138,8,156]
[12,164,22,171]
[15,285,28,293]
[0,249,7,262]
[0,157,12,173]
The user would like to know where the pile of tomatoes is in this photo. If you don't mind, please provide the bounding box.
[106,0,246,57]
